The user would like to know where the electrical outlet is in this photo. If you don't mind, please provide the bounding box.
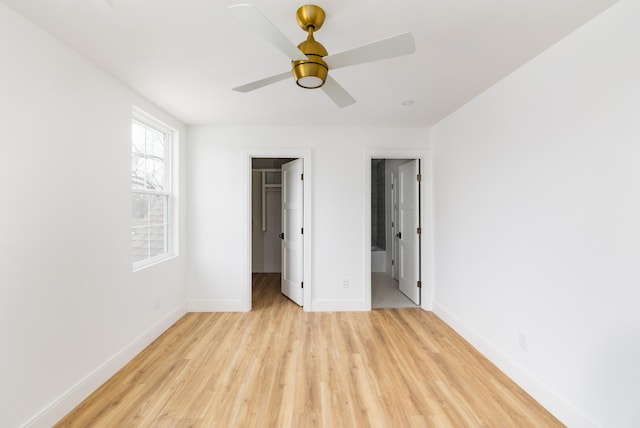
[342,276,349,288]
[518,331,528,351]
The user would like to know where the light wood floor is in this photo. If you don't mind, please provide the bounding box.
[55,273,562,427]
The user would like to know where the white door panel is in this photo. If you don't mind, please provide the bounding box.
[398,160,420,305]
[281,159,304,306]
[391,172,399,280]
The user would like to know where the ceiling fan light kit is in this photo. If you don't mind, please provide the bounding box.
[293,60,327,89]
[229,3,415,107]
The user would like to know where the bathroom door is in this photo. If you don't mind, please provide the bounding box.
[391,172,399,281]
[397,160,420,305]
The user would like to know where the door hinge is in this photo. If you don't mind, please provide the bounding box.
[391,183,394,189]
[279,232,284,240]
[301,173,304,181]
[417,227,422,234]
[391,221,394,228]
[301,281,304,289]
[301,227,304,235]
[417,280,422,289]
[417,174,422,182]
[392,259,395,266]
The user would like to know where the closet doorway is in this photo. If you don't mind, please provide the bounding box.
[251,158,304,307]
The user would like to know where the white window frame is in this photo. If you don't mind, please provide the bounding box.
[131,108,176,270]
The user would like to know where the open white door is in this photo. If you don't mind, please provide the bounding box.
[280,159,304,306]
[391,172,399,281]
[397,160,420,305]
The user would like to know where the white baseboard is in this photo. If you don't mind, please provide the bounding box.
[23,302,187,428]
[433,303,600,428]
[188,299,249,312]
[311,299,368,312]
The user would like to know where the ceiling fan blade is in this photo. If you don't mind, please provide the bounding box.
[228,4,305,60]
[321,76,356,108]
[232,71,292,93]
[324,32,415,70]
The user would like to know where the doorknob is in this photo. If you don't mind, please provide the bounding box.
[396,232,402,239]
[279,232,284,240]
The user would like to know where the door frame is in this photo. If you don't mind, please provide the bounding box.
[363,149,433,311]
[246,149,312,311]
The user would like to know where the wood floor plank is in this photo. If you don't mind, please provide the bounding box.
[55,273,563,427]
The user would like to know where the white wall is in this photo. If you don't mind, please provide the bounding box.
[431,1,639,426]
[0,4,187,427]
[187,127,429,311]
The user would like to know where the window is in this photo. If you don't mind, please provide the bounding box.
[131,112,173,268]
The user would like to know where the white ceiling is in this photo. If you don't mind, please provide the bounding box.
[2,0,618,127]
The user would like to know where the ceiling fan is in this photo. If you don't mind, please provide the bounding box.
[228,4,415,107]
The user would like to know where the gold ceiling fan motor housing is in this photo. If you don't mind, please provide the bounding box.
[292,5,328,89]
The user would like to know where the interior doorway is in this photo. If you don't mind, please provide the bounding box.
[371,158,421,309]
[251,157,304,307]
